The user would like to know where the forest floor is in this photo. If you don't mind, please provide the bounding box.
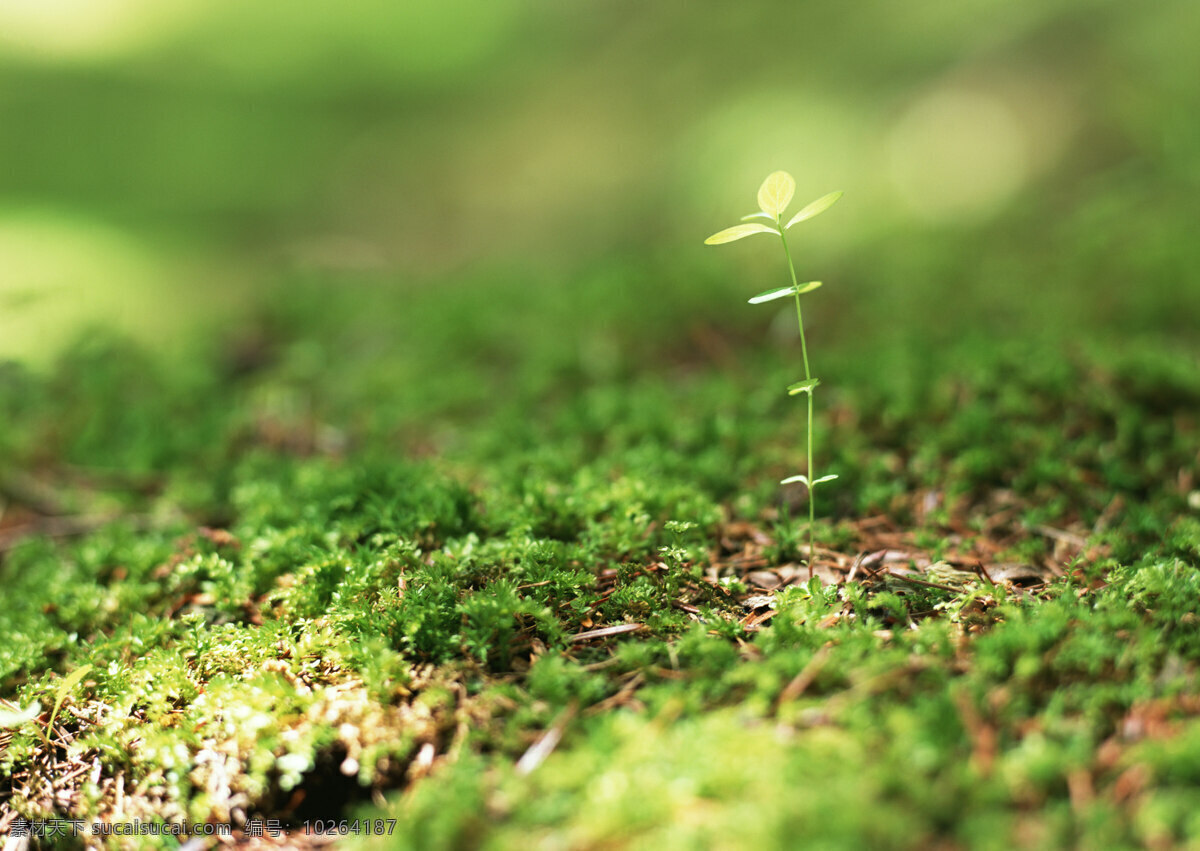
[2,270,1199,850]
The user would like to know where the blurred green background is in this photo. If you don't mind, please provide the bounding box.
[1,0,1197,364]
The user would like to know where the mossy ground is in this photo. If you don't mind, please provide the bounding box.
[1,254,1199,849]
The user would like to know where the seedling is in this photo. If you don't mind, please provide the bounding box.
[46,663,92,745]
[706,171,842,577]
[0,663,92,747]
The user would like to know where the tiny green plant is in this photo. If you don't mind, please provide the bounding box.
[0,664,93,748]
[706,171,842,577]
[45,663,92,745]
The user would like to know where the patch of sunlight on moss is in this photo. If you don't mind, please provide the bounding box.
[0,209,223,364]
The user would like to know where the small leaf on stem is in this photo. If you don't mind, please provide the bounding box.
[750,285,795,303]
[757,171,796,217]
[54,664,92,708]
[781,473,837,490]
[786,191,843,228]
[748,281,822,303]
[705,223,780,245]
[48,664,93,737]
[788,378,821,395]
[741,212,775,221]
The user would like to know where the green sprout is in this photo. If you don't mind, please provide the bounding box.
[706,171,842,577]
[0,663,92,748]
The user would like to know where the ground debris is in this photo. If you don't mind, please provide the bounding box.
[709,490,1099,618]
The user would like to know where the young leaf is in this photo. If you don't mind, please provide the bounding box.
[781,473,837,490]
[47,664,93,737]
[741,212,775,221]
[786,191,843,228]
[705,223,779,245]
[749,285,795,304]
[0,701,41,729]
[757,171,795,217]
[788,378,821,395]
[748,281,822,304]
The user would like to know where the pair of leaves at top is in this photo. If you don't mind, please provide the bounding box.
[0,664,92,743]
[705,171,842,245]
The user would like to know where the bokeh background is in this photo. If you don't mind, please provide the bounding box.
[1,0,1197,366]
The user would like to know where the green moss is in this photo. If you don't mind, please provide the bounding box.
[2,267,1198,847]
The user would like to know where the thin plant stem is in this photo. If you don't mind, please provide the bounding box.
[778,226,816,578]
